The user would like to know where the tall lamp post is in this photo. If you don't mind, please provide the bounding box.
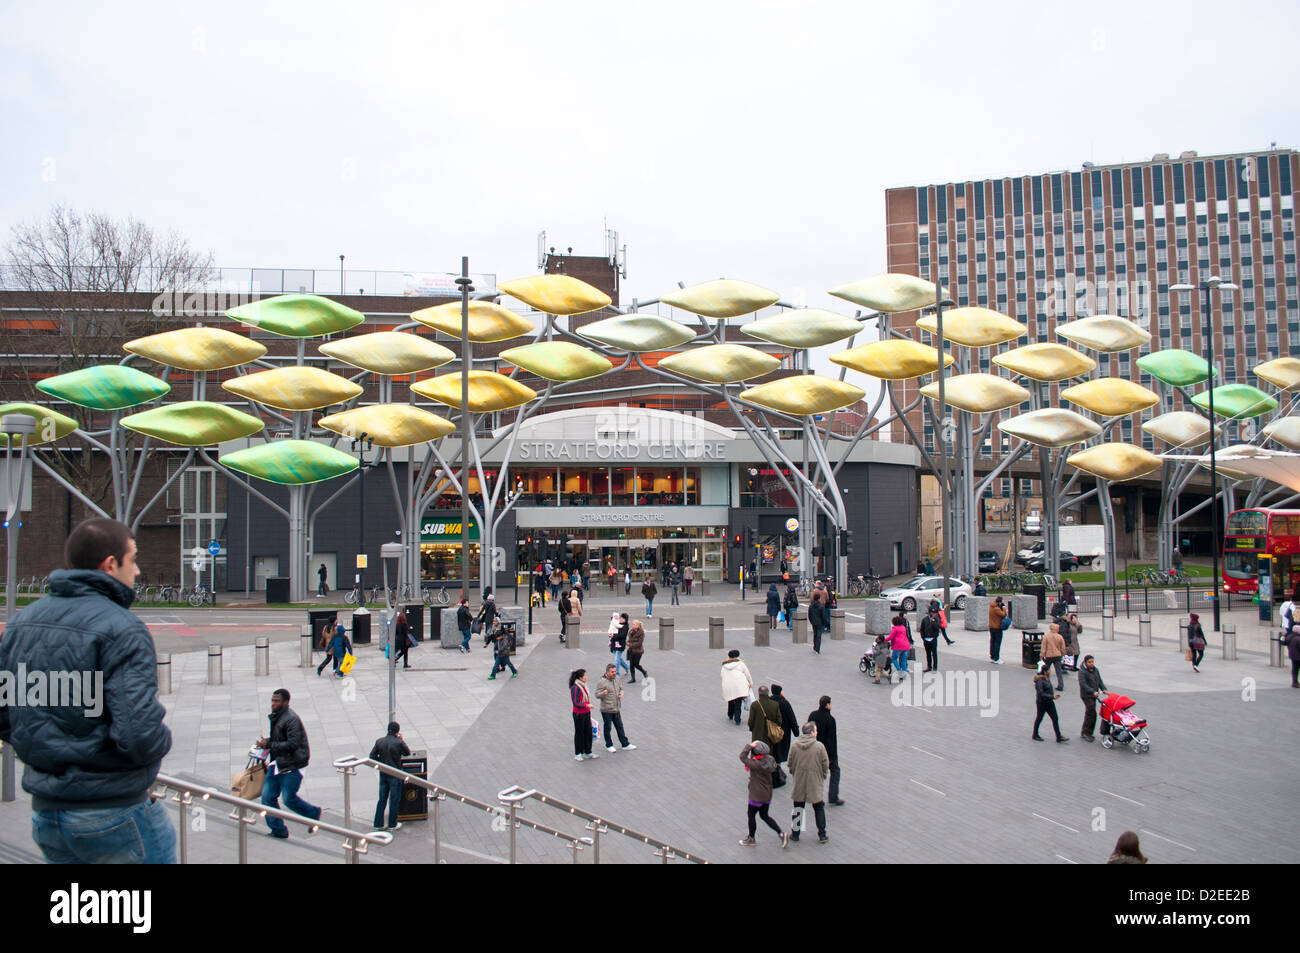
[380,541,403,724]
[1171,276,1237,632]
[2,413,36,623]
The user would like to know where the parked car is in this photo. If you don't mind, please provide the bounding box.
[978,550,1002,573]
[881,575,972,612]
[1015,540,1045,565]
[1023,515,1041,534]
[1025,550,1079,572]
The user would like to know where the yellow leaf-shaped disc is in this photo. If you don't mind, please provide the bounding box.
[124,327,267,371]
[741,309,863,348]
[222,367,363,411]
[658,279,780,319]
[499,342,613,382]
[1061,378,1159,417]
[319,332,455,375]
[317,404,455,448]
[1262,417,1300,451]
[120,401,265,446]
[992,343,1096,382]
[916,308,1026,348]
[499,275,611,316]
[830,339,953,380]
[659,344,780,384]
[829,274,944,313]
[1142,412,1217,450]
[411,371,537,412]
[1067,443,1163,482]
[409,301,535,343]
[919,374,1030,414]
[1057,315,1151,352]
[1254,357,1300,391]
[577,314,696,352]
[0,402,78,446]
[739,376,865,416]
[997,409,1101,448]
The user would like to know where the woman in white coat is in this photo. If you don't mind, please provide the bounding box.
[720,649,754,726]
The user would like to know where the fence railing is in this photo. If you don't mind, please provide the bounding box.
[1069,585,1240,617]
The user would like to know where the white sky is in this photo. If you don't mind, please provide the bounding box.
[3,0,1299,326]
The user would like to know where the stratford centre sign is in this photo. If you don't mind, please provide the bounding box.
[515,440,727,462]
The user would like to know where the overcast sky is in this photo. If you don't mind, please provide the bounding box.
[4,0,1298,319]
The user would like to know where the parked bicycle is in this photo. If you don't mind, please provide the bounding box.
[847,573,882,597]
[188,584,215,607]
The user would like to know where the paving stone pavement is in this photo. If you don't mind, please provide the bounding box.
[2,598,1296,864]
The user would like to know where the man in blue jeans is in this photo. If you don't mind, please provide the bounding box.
[0,517,176,863]
[258,688,322,839]
[368,721,410,831]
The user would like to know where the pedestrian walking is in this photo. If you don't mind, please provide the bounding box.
[783,583,798,630]
[1284,589,1300,688]
[317,562,329,596]
[624,567,632,594]
[533,566,547,607]
[1042,623,1066,691]
[572,576,584,607]
[887,613,911,678]
[595,663,637,752]
[258,688,323,838]
[607,563,617,592]
[973,578,987,596]
[808,591,828,654]
[642,575,658,617]
[683,564,695,595]
[919,606,941,672]
[1060,578,1076,608]
[1064,612,1083,659]
[393,611,412,670]
[558,588,574,644]
[808,696,843,805]
[456,597,473,653]
[738,741,789,847]
[1172,548,1184,574]
[748,685,783,744]
[765,583,781,630]
[477,592,499,637]
[788,722,830,843]
[487,625,517,679]
[930,598,954,645]
[769,684,799,766]
[0,517,176,863]
[721,649,754,725]
[609,612,631,677]
[368,721,410,832]
[1031,666,1068,743]
[988,596,1009,664]
[1107,831,1148,864]
[317,621,352,677]
[627,619,648,683]
[924,556,935,575]
[1078,655,1107,742]
[1187,612,1207,672]
[569,669,596,761]
[670,564,681,605]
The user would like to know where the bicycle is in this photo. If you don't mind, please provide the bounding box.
[422,585,451,606]
[344,584,366,606]
[188,584,214,607]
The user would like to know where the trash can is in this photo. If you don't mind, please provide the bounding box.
[1021,630,1043,669]
[307,609,338,650]
[266,577,290,604]
[1022,583,1046,621]
[350,609,371,646]
[397,751,428,822]
[403,605,424,643]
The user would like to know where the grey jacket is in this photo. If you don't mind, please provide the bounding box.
[787,734,830,803]
[595,673,622,712]
[0,570,172,808]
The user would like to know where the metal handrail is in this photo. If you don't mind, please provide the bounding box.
[496,786,709,865]
[333,757,592,863]
[151,772,392,864]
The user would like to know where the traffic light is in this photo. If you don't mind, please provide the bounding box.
[840,529,854,556]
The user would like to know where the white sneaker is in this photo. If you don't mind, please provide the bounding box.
[606,745,616,752]
[575,754,584,761]
[621,744,637,751]
[587,752,598,759]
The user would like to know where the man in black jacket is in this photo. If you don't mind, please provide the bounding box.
[0,517,175,863]
[808,695,844,805]
[369,721,410,831]
[1078,655,1108,742]
[257,688,321,838]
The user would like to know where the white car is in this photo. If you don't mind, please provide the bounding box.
[881,575,972,612]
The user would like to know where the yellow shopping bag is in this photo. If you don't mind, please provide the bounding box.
[339,652,357,675]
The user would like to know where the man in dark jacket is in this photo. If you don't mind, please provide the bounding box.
[807,592,828,654]
[258,688,322,838]
[919,608,941,672]
[456,597,473,653]
[0,518,175,863]
[808,695,844,805]
[369,721,410,831]
[748,685,783,745]
[770,684,799,765]
[1077,655,1107,742]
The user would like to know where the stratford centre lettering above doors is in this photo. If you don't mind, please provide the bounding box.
[515,440,727,461]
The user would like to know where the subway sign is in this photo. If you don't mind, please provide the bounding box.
[421,519,480,542]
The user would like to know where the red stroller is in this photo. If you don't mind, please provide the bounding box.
[1098,692,1151,754]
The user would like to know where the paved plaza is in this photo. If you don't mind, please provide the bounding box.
[2,589,1297,865]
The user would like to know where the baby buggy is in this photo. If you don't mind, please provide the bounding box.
[859,644,892,683]
[1098,692,1151,754]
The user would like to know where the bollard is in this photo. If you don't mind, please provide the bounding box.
[1101,606,1114,642]
[565,614,582,650]
[1138,614,1151,647]
[709,617,725,650]
[830,607,845,641]
[1,741,14,802]
[753,614,770,647]
[1222,622,1237,661]
[255,636,270,676]
[206,644,223,686]
[1268,629,1285,668]
[792,609,809,645]
[864,598,892,635]
[1178,618,1188,654]
[156,653,172,696]
[300,624,314,667]
[700,579,710,596]
[658,617,674,650]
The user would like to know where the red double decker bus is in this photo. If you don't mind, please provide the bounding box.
[1222,508,1300,597]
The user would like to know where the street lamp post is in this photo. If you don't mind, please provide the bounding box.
[2,413,36,622]
[1171,277,1237,633]
[381,541,403,724]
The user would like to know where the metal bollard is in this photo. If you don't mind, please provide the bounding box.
[1178,618,1188,654]
[1268,630,1285,668]
[792,609,809,645]
[1222,623,1237,661]
[156,653,172,696]
[1101,606,1114,642]
[1138,614,1151,647]
[300,625,314,667]
[708,617,725,650]
[255,636,270,676]
[658,617,674,650]
[830,607,846,641]
[565,614,581,649]
[207,644,223,685]
[1,741,15,802]
[753,614,770,647]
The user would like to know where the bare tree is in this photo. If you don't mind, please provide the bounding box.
[2,204,216,504]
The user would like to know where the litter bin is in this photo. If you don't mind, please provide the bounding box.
[403,605,424,643]
[1021,630,1043,669]
[1022,583,1046,621]
[397,751,428,821]
[350,609,371,646]
[307,609,339,650]
[266,577,290,604]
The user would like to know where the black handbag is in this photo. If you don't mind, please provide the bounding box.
[771,764,787,789]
